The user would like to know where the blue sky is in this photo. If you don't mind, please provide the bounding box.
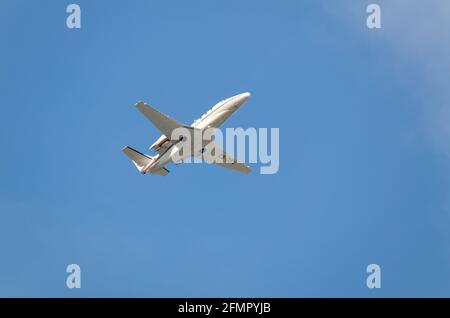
[1,0,450,297]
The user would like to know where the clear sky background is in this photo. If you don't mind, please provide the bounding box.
[1,0,450,297]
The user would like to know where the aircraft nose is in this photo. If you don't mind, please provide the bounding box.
[240,92,251,101]
[236,92,251,105]
[231,92,250,109]
[227,92,251,110]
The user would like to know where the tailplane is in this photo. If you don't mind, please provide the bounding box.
[122,146,154,174]
[122,146,170,176]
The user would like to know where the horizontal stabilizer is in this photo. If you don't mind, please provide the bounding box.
[122,146,153,172]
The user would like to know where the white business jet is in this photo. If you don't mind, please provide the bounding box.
[123,92,252,176]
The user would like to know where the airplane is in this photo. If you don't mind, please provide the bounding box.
[122,92,252,176]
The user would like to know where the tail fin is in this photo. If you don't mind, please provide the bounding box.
[122,146,154,173]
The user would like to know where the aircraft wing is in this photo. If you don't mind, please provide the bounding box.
[136,101,186,140]
[152,167,170,176]
[195,142,251,174]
